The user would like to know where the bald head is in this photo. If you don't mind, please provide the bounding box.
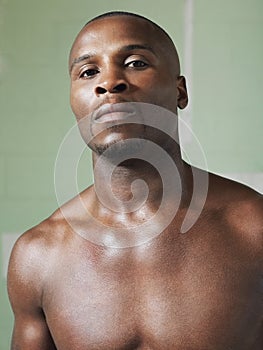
[84,11,178,56]
[69,11,181,76]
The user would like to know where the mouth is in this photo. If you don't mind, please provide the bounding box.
[93,103,136,124]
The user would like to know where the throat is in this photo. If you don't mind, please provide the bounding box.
[92,157,190,221]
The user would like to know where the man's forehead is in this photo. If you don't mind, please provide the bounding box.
[69,14,180,74]
[72,15,165,52]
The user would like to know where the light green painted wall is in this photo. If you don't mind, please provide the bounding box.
[0,1,262,349]
[191,0,263,172]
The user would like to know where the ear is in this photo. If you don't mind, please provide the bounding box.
[177,76,188,110]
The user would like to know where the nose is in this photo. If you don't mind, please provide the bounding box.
[94,70,128,96]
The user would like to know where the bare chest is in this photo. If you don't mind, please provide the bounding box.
[43,237,263,349]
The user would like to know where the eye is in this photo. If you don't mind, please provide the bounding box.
[125,60,148,69]
[80,68,99,79]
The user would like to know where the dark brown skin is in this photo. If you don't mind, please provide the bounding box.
[8,15,263,349]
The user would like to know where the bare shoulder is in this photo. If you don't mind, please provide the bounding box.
[208,172,263,255]
[9,183,95,263]
[7,215,67,302]
[8,185,97,291]
[9,184,95,267]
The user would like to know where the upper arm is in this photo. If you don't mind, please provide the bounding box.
[10,312,57,350]
[7,230,57,350]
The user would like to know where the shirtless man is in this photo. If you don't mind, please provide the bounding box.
[7,11,263,349]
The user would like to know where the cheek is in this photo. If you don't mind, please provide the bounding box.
[141,77,178,112]
[139,70,176,94]
[70,84,93,119]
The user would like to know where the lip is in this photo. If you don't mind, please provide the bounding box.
[93,103,136,123]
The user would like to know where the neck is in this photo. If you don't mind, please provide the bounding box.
[92,140,191,218]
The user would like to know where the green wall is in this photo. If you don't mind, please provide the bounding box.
[0,1,262,348]
[192,1,263,172]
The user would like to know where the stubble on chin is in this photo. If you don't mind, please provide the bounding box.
[93,136,146,161]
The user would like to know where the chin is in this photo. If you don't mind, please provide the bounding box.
[89,123,146,154]
[93,137,146,161]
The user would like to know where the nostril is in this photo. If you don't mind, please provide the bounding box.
[96,86,107,95]
[113,83,127,92]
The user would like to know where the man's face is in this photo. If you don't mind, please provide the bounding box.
[69,15,186,154]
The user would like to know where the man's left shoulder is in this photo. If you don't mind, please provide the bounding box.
[207,172,262,252]
[221,179,263,255]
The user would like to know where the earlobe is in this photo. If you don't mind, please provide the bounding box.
[177,76,188,110]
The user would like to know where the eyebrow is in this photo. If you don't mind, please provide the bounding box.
[70,44,156,73]
[70,53,95,73]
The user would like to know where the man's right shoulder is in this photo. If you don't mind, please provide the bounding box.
[7,218,56,306]
[11,206,80,278]
[8,215,62,275]
[9,189,98,273]
[14,209,68,250]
